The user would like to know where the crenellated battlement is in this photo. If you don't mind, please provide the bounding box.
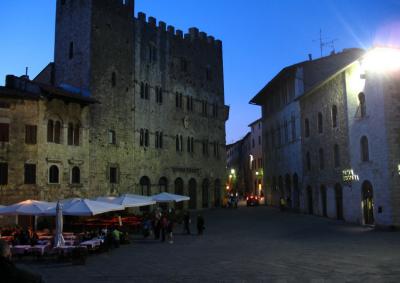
[136,12,222,50]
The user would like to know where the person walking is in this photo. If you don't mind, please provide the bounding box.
[279,197,286,212]
[197,214,205,235]
[160,215,168,242]
[183,211,191,235]
[167,218,174,244]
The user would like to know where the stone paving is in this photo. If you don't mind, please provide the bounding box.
[18,207,400,283]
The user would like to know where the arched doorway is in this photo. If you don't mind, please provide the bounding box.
[335,183,343,220]
[307,186,313,214]
[188,178,197,209]
[140,176,151,211]
[362,181,374,225]
[293,174,300,211]
[140,176,151,196]
[175,178,184,210]
[320,185,327,217]
[158,177,168,193]
[285,174,292,208]
[214,179,221,207]
[278,176,284,199]
[202,179,209,208]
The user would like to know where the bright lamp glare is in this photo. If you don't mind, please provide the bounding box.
[363,47,400,72]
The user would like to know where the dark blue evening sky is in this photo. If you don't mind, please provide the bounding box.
[0,0,399,142]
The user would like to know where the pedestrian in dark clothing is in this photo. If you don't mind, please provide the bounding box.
[160,215,168,242]
[183,212,191,235]
[166,219,174,244]
[197,214,205,235]
[0,240,44,283]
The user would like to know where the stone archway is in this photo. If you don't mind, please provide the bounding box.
[293,174,300,211]
[307,186,313,215]
[214,179,221,207]
[158,177,168,193]
[202,179,209,208]
[188,178,197,209]
[335,183,343,220]
[140,176,151,196]
[320,185,327,217]
[362,181,374,225]
[140,176,151,211]
[175,178,184,210]
[285,174,292,208]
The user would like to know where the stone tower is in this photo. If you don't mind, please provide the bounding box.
[54,0,137,196]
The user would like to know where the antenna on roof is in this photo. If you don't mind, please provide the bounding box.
[313,29,338,57]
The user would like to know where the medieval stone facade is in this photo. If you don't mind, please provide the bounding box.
[252,47,400,227]
[0,0,229,210]
[0,76,94,206]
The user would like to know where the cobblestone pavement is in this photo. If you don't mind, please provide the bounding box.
[19,207,400,283]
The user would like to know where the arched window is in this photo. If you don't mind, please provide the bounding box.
[71,166,80,184]
[69,42,74,59]
[47,120,54,142]
[159,177,168,193]
[140,129,144,146]
[49,165,59,184]
[54,121,61,144]
[306,151,311,171]
[144,129,149,147]
[111,72,116,87]
[68,123,74,145]
[359,92,366,118]
[334,144,340,167]
[74,124,80,146]
[144,84,149,100]
[332,105,338,128]
[319,148,324,170]
[176,135,180,152]
[305,119,310,137]
[140,176,151,196]
[361,136,369,162]
[202,179,209,208]
[318,112,323,133]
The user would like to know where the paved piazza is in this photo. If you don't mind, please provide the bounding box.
[20,207,400,282]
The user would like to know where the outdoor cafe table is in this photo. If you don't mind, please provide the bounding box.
[29,244,50,256]
[11,245,31,256]
[79,239,103,249]
[54,245,87,255]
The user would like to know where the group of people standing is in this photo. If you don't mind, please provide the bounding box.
[142,210,175,243]
[142,210,205,243]
[183,212,205,235]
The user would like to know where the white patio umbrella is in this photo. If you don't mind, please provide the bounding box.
[44,198,124,216]
[151,192,190,203]
[54,201,65,248]
[96,194,156,208]
[0,200,56,216]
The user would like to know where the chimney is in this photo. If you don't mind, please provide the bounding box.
[308,54,313,61]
